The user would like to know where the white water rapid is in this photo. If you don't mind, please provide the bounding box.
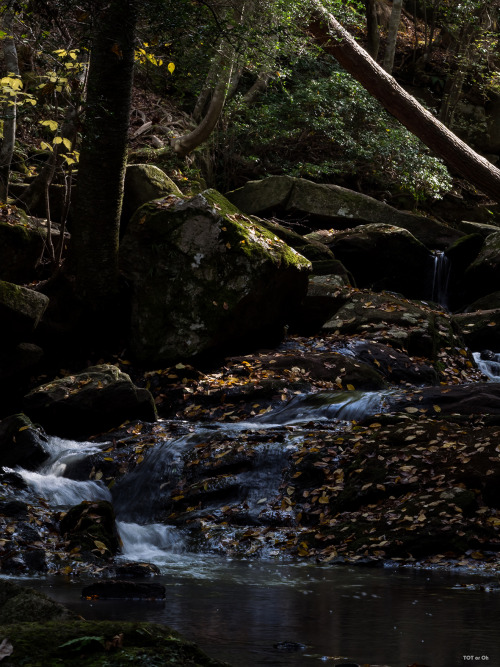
[473,351,500,381]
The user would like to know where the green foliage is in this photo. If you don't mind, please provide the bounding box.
[222,56,452,200]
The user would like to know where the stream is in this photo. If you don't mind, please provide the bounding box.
[8,354,500,666]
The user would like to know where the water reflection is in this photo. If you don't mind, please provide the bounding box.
[25,563,499,666]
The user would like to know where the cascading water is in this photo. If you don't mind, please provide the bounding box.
[16,437,112,507]
[473,351,500,381]
[15,388,393,569]
[431,250,451,308]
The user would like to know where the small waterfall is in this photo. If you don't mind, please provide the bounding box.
[252,390,392,426]
[473,351,500,381]
[117,522,186,561]
[431,250,450,308]
[16,437,111,508]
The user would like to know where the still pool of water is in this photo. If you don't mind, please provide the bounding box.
[16,561,500,667]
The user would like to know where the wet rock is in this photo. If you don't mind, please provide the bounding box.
[350,340,438,385]
[23,364,157,439]
[454,309,500,352]
[319,288,464,361]
[120,189,311,363]
[0,413,49,470]
[111,562,161,578]
[389,382,500,416]
[59,500,121,559]
[0,499,29,519]
[82,580,166,599]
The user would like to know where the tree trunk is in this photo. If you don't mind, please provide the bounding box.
[0,10,20,202]
[382,0,403,73]
[69,0,137,307]
[365,0,380,60]
[308,0,500,204]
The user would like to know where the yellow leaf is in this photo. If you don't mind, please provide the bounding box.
[433,405,442,412]
[346,384,355,391]
[39,119,58,131]
[168,62,175,74]
[62,137,72,150]
[318,494,329,504]
[18,425,30,432]
[94,540,108,552]
[95,471,103,480]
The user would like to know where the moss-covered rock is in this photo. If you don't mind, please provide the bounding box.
[120,190,311,363]
[226,176,462,247]
[0,619,228,666]
[0,281,49,343]
[23,364,157,439]
[0,580,74,624]
[464,290,500,312]
[121,163,182,231]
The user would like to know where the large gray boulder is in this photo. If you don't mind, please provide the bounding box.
[226,176,462,248]
[23,364,157,439]
[313,223,432,299]
[0,281,49,342]
[120,190,311,363]
[121,163,182,230]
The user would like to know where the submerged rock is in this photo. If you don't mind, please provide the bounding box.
[120,189,311,363]
[23,364,157,439]
[82,580,166,600]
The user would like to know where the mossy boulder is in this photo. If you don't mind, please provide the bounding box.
[0,620,227,666]
[0,281,49,343]
[226,176,461,247]
[321,223,432,299]
[120,190,311,364]
[23,364,157,439]
[121,163,182,231]
[0,413,49,470]
[0,580,74,624]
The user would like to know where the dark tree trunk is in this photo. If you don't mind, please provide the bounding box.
[70,0,137,306]
[309,0,500,204]
[365,0,380,60]
[0,10,20,201]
